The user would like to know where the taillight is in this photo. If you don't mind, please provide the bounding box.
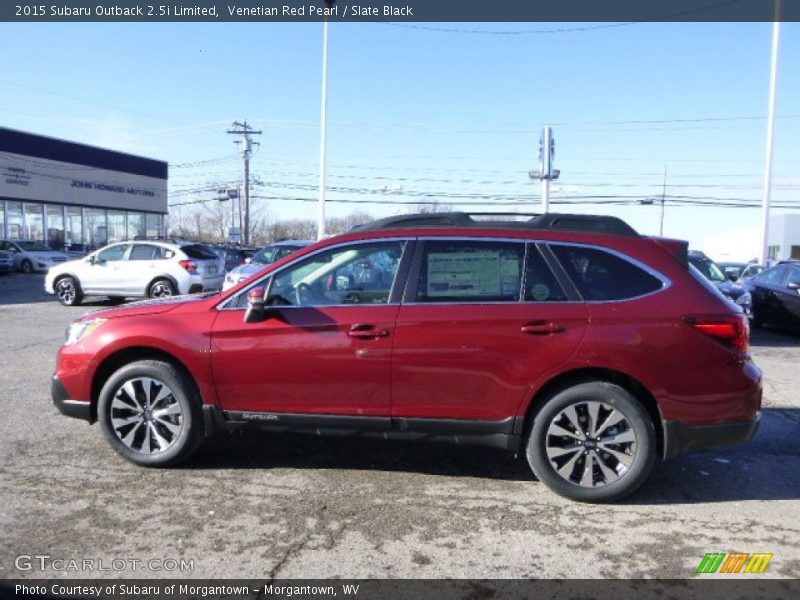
[179,259,198,273]
[684,314,749,352]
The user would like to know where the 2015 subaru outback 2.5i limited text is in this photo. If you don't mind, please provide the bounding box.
[52,213,761,502]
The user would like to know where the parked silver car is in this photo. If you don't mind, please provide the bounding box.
[223,240,312,290]
[0,240,70,273]
[0,250,13,274]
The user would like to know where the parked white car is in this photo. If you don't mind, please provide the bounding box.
[0,240,70,273]
[44,241,225,306]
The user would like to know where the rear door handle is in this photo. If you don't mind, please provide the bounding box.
[521,321,565,335]
[348,324,390,339]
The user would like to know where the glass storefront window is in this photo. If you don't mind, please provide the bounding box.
[6,202,23,240]
[86,208,107,250]
[65,206,83,251]
[127,212,145,240]
[46,205,65,251]
[145,213,162,238]
[107,210,126,243]
[0,202,5,239]
[23,203,44,241]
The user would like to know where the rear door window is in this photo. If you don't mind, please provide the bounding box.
[550,244,664,301]
[415,241,524,303]
[129,244,160,260]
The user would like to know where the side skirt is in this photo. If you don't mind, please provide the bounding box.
[203,406,522,452]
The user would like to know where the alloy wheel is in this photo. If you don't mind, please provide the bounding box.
[109,377,183,454]
[56,279,76,304]
[150,282,173,298]
[544,400,637,488]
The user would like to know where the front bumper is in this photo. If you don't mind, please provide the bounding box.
[662,412,760,460]
[52,375,93,423]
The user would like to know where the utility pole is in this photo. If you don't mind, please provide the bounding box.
[227,121,262,245]
[760,0,782,265]
[529,126,559,213]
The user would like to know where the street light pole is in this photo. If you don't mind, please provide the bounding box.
[759,1,781,265]
[659,165,667,237]
[317,2,333,240]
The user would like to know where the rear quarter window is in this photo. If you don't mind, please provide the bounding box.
[550,244,664,301]
[181,244,219,260]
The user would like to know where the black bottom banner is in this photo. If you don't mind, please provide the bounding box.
[2,579,800,600]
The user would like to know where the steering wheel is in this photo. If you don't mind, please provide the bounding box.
[294,282,316,306]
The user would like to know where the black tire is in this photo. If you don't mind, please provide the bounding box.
[98,360,204,467]
[21,259,34,274]
[54,276,84,306]
[149,278,176,299]
[526,381,656,503]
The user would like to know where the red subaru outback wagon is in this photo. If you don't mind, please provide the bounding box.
[52,213,761,502]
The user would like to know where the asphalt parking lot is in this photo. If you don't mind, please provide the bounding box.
[0,272,798,579]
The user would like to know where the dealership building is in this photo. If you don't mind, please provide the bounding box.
[0,127,167,251]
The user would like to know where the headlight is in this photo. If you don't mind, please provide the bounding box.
[736,291,751,306]
[64,318,107,346]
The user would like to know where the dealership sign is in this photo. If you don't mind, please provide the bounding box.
[0,152,167,213]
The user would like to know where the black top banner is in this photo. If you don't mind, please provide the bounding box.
[3,0,799,23]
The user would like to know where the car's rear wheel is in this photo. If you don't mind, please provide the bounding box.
[55,276,83,306]
[149,278,176,299]
[98,360,203,466]
[21,259,33,274]
[526,382,656,503]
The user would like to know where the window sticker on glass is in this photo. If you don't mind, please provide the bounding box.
[427,251,520,298]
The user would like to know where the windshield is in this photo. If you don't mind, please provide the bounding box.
[721,264,744,279]
[251,247,275,265]
[690,256,727,283]
[16,241,52,252]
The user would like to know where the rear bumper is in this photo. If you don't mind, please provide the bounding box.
[662,412,760,460]
[52,375,93,423]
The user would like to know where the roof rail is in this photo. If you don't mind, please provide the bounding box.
[352,212,638,237]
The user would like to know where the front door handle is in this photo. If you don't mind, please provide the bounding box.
[348,324,390,339]
[521,321,565,335]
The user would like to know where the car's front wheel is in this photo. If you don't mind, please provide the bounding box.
[98,360,204,466]
[526,382,656,503]
[21,259,34,274]
[55,276,83,306]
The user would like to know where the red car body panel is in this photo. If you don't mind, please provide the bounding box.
[391,302,588,421]
[211,305,398,415]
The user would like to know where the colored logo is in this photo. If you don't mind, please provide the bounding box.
[696,552,773,574]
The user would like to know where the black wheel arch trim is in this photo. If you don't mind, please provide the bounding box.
[52,376,94,423]
[662,413,760,459]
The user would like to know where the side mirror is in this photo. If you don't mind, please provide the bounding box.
[244,257,252,264]
[86,255,96,264]
[244,287,267,323]
[727,273,737,282]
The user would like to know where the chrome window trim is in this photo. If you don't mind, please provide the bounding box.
[216,236,411,311]
[405,236,671,306]
[217,234,672,310]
